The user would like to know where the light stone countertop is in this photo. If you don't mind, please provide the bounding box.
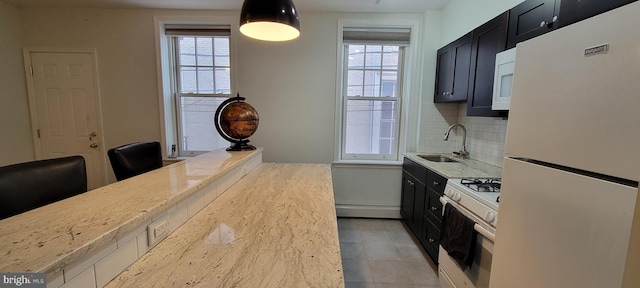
[403,152,502,179]
[0,148,263,274]
[106,163,344,288]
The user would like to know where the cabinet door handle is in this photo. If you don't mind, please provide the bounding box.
[433,181,439,186]
[552,15,558,23]
[428,238,435,243]
[539,21,547,28]
[431,206,438,211]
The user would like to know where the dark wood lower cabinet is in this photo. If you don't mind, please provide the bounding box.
[401,158,448,264]
[422,216,441,261]
[400,172,414,222]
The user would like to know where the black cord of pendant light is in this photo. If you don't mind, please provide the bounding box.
[239,0,301,41]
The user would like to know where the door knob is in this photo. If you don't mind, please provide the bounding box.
[89,132,97,141]
[90,143,99,148]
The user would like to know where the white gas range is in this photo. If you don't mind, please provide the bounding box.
[444,178,500,229]
[438,178,501,288]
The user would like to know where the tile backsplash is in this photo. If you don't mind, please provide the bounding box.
[418,102,507,168]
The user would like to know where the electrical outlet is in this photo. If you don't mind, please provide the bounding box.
[147,214,169,247]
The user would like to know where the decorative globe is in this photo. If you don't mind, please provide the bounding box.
[214,95,259,151]
[219,102,259,139]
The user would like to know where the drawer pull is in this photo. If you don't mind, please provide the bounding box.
[428,238,435,243]
[431,206,438,211]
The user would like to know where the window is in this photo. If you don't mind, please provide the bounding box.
[338,27,410,161]
[165,25,234,156]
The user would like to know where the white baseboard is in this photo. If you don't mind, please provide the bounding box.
[335,204,401,219]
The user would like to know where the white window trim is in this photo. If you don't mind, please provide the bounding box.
[153,16,238,158]
[334,18,422,165]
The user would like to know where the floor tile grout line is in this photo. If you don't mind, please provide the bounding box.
[338,218,440,288]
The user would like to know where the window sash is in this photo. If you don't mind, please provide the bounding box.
[173,36,232,95]
[175,93,231,156]
[167,31,233,156]
[340,44,404,161]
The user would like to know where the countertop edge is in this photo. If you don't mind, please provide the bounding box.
[105,163,345,288]
[403,152,502,179]
[0,148,263,274]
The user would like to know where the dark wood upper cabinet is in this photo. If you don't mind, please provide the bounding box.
[506,0,560,49]
[432,0,638,115]
[558,0,638,28]
[434,32,472,103]
[467,11,509,117]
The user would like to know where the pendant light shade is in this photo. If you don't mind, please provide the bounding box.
[239,0,300,41]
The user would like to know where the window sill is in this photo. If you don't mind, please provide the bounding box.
[332,159,402,168]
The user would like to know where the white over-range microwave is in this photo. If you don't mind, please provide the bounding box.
[492,47,516,111]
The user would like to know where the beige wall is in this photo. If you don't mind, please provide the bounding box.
[236,12,340,163]
[0,0,34,166]
[16,7,425,197]
[21,7,168,155]
[5,2,509,213]
[18,8,425,165]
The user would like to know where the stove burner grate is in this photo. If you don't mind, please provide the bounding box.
[460,178,501,193]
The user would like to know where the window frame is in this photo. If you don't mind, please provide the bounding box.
[154,16,238,158]
[170,35,232,156]
[335,19,421,164]
[340,44,405,161]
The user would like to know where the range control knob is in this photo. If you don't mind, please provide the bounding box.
[452,192,462,202]
[444,188,453,198]
[484,211,496,223]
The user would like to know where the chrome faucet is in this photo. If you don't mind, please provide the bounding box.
[444,123,469,158]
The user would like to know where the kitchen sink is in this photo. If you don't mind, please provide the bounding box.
[418,155,460,163]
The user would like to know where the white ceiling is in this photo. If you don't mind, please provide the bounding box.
[3,0,451,13]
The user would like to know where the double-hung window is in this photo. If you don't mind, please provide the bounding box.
[339,27,410,161]
[165,24,233,156]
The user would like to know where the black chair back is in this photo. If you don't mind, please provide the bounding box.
[0,156,87,220]
[108,141,163,181]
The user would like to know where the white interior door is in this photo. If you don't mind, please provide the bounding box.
[28,51,106,190]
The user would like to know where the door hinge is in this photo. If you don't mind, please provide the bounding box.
[37,129,40,138]
[29,65,33,76]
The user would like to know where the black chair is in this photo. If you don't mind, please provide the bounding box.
[107,141,163,181]
[0,156,88,220]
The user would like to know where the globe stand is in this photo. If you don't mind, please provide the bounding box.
[227,140,256,151]
[214,94,259,151]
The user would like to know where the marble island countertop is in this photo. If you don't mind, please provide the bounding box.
[106,163,344,288]
[0,148,263,275]
[403,152,502,179]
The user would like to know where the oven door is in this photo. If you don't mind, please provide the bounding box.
[438,196,495,288]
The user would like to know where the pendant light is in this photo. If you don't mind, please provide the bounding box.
[239,0,300,41]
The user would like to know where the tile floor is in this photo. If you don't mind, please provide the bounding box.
[338,217,441,288]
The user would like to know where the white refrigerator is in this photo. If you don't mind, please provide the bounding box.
[491,2,640,288]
